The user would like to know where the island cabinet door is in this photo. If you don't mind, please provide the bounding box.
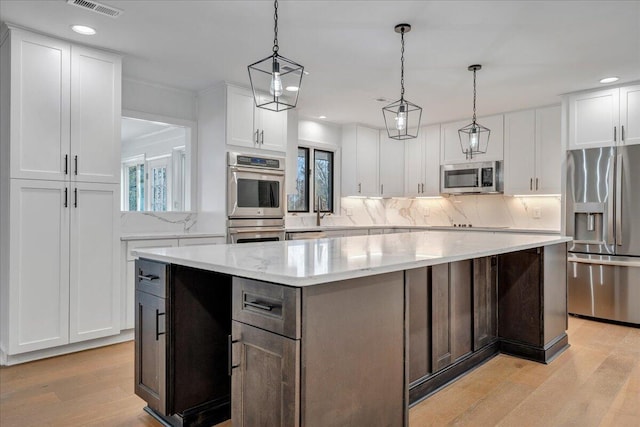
[231,321,300,427]
[432,261,473,372]
[473,256,498,350]
[407,267,432,383]
[134,290,167,416]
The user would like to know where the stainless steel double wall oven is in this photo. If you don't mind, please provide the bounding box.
[227,152,286,243]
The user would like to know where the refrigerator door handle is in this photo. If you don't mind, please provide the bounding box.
[616,154,623,246]
[606,155,615,245]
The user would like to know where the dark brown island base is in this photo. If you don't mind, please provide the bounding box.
[132,233,569,426]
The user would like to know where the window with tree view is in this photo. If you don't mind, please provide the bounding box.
[287,147,334,213]
[314,150,333,212]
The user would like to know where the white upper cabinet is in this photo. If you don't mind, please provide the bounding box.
[342,125,379,197]
[568,84,640,149]
[226,85,287,152]
[7,29,121,183]
[379,132,405,197]
[441,114,504,164]
[568,88,619,149]
[620,85,640,146]
[535,105,562,193]
[404,131,424,197]
[9,30,70,181]
[70,46,122,183]
[405,124,440,197]
[504,105,561,195]
[423,125,441,197]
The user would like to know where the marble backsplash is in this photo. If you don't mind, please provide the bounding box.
[286,195,561,231]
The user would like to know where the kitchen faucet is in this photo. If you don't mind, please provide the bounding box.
[316,196,328,226]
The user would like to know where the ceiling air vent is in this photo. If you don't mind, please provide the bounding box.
[66,0,123,18]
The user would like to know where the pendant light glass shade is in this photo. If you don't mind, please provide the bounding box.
[248,0,304,112]
[458,64,490,159]
[382,24,422,140]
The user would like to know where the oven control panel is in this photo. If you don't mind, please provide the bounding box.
[237,155,280,169]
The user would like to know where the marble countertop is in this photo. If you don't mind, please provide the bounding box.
[121,232,226,241]
[285,224,561,234]
[133,230,571,287]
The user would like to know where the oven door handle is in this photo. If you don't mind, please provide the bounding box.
[229,227,286,234]
[229,166,285,176]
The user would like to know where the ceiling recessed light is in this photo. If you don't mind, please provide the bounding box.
[319,115,327,119]
[599,77,619,84]
[71,25,96,35]
[285,86,299,92]
[303,71,310,75]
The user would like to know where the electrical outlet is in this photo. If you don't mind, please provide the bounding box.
[346,208,353,216]
[533,207,542,219]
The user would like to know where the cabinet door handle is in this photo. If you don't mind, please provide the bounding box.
[74,155,78,175]
[155,309,165,341]
[228,335,240,376]
[535,178,539,190]
[138,273,160,281]
[64,187,68,208]
[64,155,68,175]
[621,125,625,142]
[381,184,384,195]
[74,188,78,207]
[255,130,259,144]
[614,126,617,143]
[358,183,362,193]
[530,178,533,191]
[260,130,264,144]
[421,183,424,193]
[417,183,420,193]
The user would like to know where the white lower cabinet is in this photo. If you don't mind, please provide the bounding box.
[69,182,120,342]
[5,179,120,354]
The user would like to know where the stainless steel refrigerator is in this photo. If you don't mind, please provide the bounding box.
[566,145,640,325]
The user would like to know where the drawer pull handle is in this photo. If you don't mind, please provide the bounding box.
[138,273,160,281]
[228,335,240,376]
[155,310,165,341]
[244,300,274,311]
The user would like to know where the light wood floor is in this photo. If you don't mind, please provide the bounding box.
[1,317,638,426]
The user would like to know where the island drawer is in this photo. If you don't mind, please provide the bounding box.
[135,259,169,298]
[232,277,301,339]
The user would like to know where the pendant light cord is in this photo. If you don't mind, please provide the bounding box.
[400,27,405,100]
[273,0,279,53]
[472,68,477,124]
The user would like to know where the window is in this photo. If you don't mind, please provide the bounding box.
[147,156,171,212]
[314,150,333,212]
[287,146,334,213]
[122,157,145,211]
[287,147,309,212]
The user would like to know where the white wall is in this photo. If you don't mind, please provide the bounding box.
[122,77,197,121]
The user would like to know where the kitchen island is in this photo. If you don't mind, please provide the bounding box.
[133,230,571,427]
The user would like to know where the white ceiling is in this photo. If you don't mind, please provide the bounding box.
[1,0,639,128]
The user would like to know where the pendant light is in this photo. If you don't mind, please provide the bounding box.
[382,23,422,140]
[458,64,490,159]
[248,0,304,112]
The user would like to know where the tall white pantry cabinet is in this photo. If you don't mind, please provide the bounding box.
[0,26,122,362]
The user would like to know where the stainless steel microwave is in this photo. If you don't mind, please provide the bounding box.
[440,161,503,194]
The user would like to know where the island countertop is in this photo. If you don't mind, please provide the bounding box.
[133,230,571,287]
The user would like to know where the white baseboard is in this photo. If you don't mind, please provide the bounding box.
[0,329,134,366]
